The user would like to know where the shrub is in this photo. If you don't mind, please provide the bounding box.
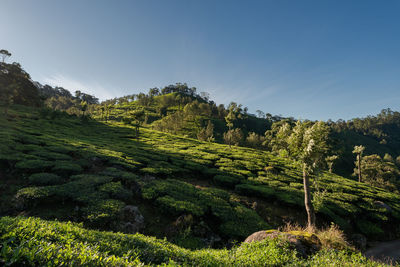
[52,161,83,176]
[28,173,63,185]
[156,195,205,216]
[99,182,133,201]
[235,183,275,199]
[29,150,72,161]
[356,220,384,239]
[15,160,54,172]
[82,199,125,227]
[214,175,241,188]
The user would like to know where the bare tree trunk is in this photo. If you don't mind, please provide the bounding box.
[303,164,315,229]
[358,155,362,182]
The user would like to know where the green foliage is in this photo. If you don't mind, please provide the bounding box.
[83,199,125,226]
[15,159,54,171]
[99,181,133,201]
[52,161,83,176]
[0,216,385,266]
[223,128,244,147]
[356,220,384,239]
[28,172,63,185]
[213,174,242,188]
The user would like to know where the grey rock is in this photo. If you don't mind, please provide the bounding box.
[119,205,145,233]
[351,234,367,251]
[373,201,392,213]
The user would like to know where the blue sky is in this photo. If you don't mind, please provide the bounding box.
[1,0,400,120]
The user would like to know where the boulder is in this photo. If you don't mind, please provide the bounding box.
[119,205,145,233]
[244,230,321,258]
[373,201,392,213]
[351,234,367,251]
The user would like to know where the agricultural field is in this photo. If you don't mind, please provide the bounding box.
[1,105,400,260]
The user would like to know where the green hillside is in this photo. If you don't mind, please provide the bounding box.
[1,105,400,241]
[1,62,400,265]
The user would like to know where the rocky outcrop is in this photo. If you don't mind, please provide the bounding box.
[118,205,145,233]
[244,230,321,257]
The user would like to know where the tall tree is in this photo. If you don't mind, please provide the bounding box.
[132,109,145,139]
[288,121,330,229]
[0,49,11,63]
[80,101,88,117]
[325,155,339,173]
[353,145,365,182]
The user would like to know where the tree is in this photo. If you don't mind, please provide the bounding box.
[223,128,243,147]
[325,155,339,173]
[132,109,145,139]
[246,132,266,148]
[287,121,330,229]
[353,145,365,182]
[224,103,243,148]
[148,87,160,97]
[0,49,11,63]
[197,120,214,142]
[80,101,88,117]
[256,110,265,118]
[356,154,400,191]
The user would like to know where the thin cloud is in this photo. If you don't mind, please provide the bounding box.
[41,74,115,101]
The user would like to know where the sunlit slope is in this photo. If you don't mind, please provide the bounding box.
[0,216,387,266]
[1,105,400,243]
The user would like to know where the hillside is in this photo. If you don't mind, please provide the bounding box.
[1,104,400,239]
[1,104,399,265]
[2,63,400,264]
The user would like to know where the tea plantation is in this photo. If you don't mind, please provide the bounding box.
[0,105,399,265]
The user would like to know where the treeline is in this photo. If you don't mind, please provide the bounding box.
[0,50,41,113]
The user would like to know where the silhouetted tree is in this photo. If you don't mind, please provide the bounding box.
[0,49,11,63]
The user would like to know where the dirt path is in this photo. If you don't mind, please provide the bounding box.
[365,240,400,264]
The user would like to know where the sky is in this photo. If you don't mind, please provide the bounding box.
[1,0,400,121]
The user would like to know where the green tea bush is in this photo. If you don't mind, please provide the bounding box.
[15,159,54,172]
[99,181,133,201]
[235,183,275,199]
[356,220,384,239]
[213,175,242,188]
[28,173,63,185]
[101,167,140,184]
[83,199,125,227]
[52,161,83,176]
[156,195,206,216]
[29,150,72,161]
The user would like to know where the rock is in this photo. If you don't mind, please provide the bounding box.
[244,230,271,243]
[373,201,392,213]
[244,230,321,257]
[119,205,145,233]
[351,234,367,251]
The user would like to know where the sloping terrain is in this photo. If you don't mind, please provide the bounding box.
[0,216,388,266]
[1,105,400,246]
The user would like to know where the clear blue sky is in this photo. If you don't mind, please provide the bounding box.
[2,0,400,120]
